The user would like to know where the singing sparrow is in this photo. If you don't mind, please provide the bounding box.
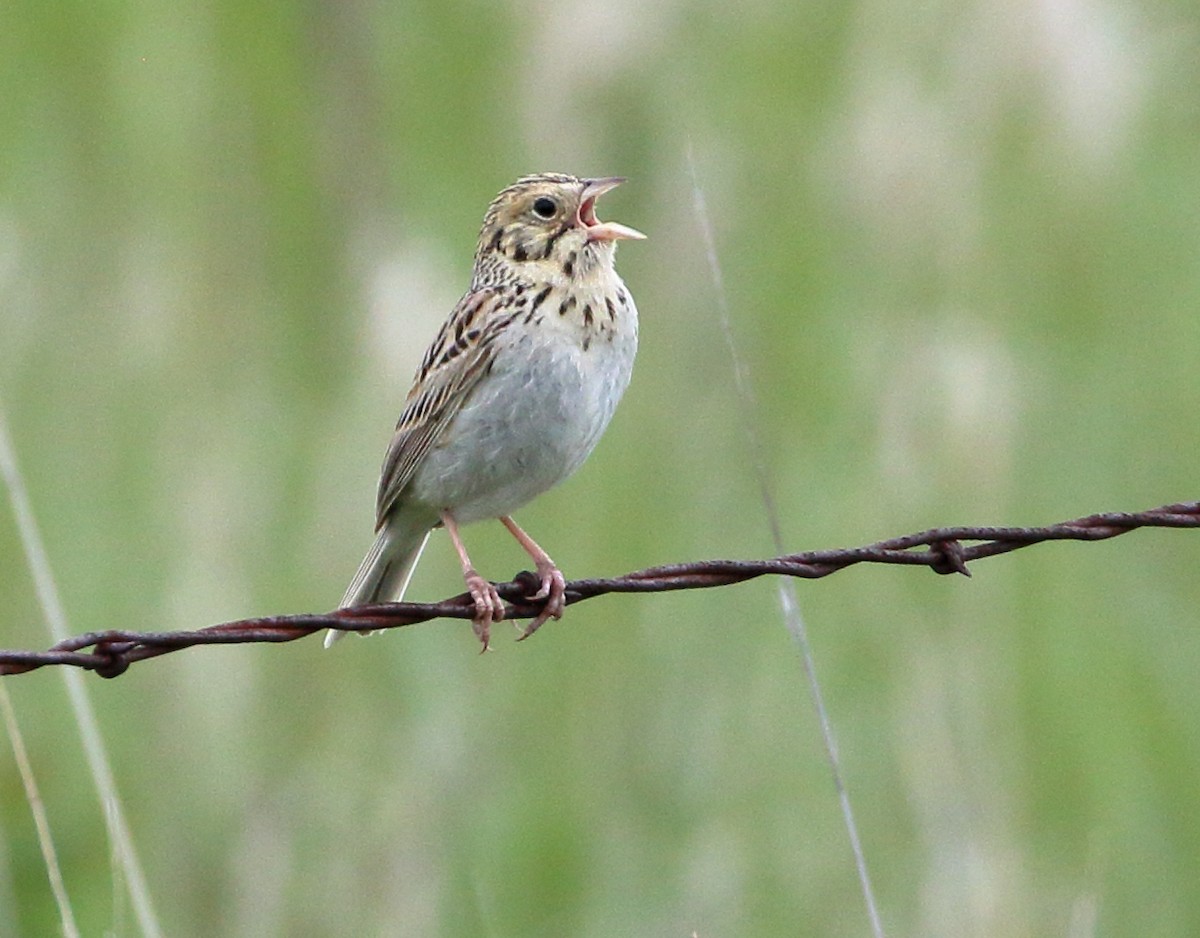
[327,173,644,650]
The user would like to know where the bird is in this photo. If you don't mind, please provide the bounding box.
[327,173,644,651]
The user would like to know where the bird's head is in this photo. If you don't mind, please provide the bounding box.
[476,173,645,281]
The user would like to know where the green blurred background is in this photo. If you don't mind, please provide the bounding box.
[2,0,1199,935]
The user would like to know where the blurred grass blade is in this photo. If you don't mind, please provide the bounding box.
[686,143,885,938]
[0,403,163,938]
[0,682,79,938]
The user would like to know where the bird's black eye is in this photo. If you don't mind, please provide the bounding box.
[532,197,558,219]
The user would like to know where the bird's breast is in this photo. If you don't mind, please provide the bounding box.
[406,278,638,524]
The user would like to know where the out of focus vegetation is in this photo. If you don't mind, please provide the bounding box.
[2,1,1199,935]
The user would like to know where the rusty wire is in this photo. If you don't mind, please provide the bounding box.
[1,500,1196,679]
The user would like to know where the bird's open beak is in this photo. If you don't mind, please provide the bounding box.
[578,177,646,242]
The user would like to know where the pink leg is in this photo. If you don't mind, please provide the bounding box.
[499,516,567,640]
[441,510,504,651]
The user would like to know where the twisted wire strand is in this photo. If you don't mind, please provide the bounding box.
[2,501,1196,679]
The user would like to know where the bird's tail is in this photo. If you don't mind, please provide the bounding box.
[324,512,431,648]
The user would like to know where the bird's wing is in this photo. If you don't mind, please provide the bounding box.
[374,286,512,528]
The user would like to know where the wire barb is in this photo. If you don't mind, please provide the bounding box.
[1,500,1196,678]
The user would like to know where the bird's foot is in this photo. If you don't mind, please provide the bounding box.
[464,568,505,652]
[516,561,566,641]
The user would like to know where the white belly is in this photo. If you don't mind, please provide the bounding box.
[408,303,637,523]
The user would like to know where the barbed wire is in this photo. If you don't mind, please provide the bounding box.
[1,500,1196,679]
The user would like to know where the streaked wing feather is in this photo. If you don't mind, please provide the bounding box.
[374,287,504,527]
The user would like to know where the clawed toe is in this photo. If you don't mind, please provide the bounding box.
[529,565,566,604]
[517,564,566,641]
[464,570,504,652]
